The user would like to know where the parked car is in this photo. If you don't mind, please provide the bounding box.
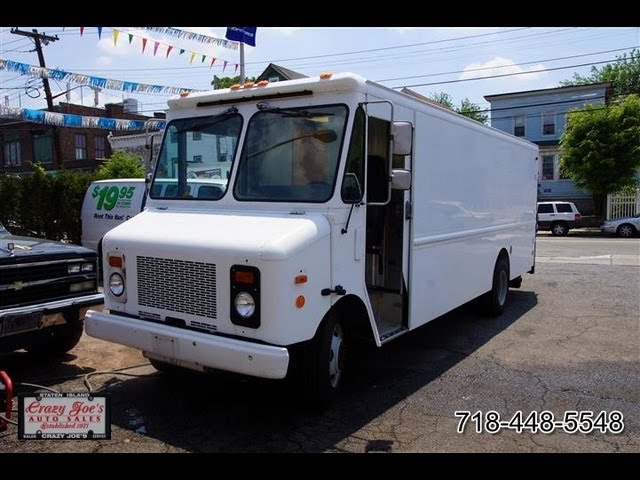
[1,220,103,356]
[600,214,640,238]
[536,201,582,236]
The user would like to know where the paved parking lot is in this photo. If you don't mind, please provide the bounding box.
[1,234,638,453]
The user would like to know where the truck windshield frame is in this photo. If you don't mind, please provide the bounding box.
[234,104,349,203]
[150,112,243,200]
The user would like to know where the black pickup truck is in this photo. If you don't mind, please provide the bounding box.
[0,220,103,356]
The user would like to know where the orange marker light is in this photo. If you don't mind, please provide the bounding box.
[244,81,255,88]
[179,91,190,97]
[234,270,255,284]
[108,256,123,268]
[294,274,308,285]
[296,295,305,308]
[256,80,269,87]
[230,84,241,90]
[319,72,333,80]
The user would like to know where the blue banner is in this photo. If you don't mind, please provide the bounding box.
[225,27,257,47]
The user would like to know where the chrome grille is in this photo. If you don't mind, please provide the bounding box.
[137,256,217,319]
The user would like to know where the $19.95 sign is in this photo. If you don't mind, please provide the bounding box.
[92,185,136,211]
[18,393,111,440]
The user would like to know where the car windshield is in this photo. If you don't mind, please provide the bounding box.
[151,111,243,200]
[234,104,348,202]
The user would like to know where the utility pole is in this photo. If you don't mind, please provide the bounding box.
[11,28,61,167]
[10,28,59,110]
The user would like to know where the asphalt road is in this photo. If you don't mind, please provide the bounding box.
[2,234,638,453]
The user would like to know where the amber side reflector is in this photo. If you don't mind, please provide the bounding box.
[296,296,305,308]
[294,274,308,284]
[108,256,123,268]
[234,270,255,284]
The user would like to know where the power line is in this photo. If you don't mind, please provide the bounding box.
[393,58,624,89]
[375,46,636,83]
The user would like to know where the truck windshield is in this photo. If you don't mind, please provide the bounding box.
[151,111,243,200]
[234,104,348,202]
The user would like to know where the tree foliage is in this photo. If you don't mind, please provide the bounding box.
[95,151,145,180]
[0,151,145,243]
[428,92,488,124]
[211,75,257,89]
[560,94,640,199]
[560,48,640,97]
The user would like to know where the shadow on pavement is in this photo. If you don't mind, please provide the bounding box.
[94,290,538,452]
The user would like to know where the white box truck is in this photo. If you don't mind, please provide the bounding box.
[86,73,538,408]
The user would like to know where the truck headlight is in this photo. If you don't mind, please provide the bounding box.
[234,292,255,318]
[109,272,125,297]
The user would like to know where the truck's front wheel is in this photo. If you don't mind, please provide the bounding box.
[26,310,84,357]
[299,312,345,410]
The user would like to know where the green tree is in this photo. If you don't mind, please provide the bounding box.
[560,94,640,215]
[96,151,145,180]
[458,98,489,124]
[560,48,640,97]
[428,92,488,124]
[211,75,257,89]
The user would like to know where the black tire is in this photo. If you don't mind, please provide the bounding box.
[551,222,568,236]
[481,255,510,317]
[298,311,345,411]
[26,310,84,357]
[616,223,637,238]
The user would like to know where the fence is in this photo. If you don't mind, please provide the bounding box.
[607,191,640,220]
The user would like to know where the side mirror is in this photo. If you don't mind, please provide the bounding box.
[392,121,413,156]
[391,169,411,190]
[342,172,363,203]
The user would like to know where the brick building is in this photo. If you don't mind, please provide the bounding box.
[0,102,165,174]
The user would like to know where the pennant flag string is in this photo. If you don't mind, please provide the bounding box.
[0,105,167,131]
[139,27,238,51]
[0,58,203,95]
[74,28,239,72]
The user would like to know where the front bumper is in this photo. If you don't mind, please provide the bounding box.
[600,224,616,233]
[85,310,290,379]
[0,293,104,320]
[0,293,104,339]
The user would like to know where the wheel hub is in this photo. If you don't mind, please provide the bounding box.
[328,323,344,389]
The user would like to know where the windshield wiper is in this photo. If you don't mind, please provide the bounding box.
[256,105,334,119]
[176,107,238,133]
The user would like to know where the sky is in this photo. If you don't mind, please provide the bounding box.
[1,26,639,120]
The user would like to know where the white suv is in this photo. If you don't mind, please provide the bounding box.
[537,201,582,236]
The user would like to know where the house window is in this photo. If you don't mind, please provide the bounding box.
[542,113,556,135]
[514,114,525,137]
[192,155,202,163]
[33,130,53,163]
[75,134,87,160]
[542,155,555,180]
[192,132,202,141]
[3,137,21,166]
[95,136,106,159]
